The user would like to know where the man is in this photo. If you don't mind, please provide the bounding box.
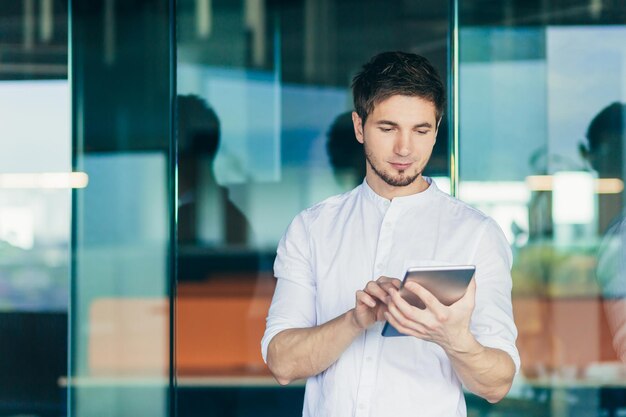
[261,51,519,417]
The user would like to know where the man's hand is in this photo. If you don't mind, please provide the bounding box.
[383,278,515,403]
[353,276,402,330]
[383,278,477,352]
[267,276,400,385]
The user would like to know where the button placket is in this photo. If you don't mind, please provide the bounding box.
[354,327,379,417]
[372,204,396,277]
[355,204,397,417]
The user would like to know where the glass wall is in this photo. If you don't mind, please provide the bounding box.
[174,1,449,416]
[69,1,174,416]
[458,1,626,415]
[0,1,70,416]
[4,1,626,416]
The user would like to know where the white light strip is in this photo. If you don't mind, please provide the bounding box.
[526,175,624,194]
[0,172,89,189]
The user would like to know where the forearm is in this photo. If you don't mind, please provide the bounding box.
[266,309,363,385]
[445,335,516,403]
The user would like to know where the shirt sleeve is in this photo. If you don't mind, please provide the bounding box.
[260,212,317,363]
[469,218,521,374]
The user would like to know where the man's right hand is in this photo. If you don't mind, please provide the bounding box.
[268,276,401,384]
[353,276,402,330]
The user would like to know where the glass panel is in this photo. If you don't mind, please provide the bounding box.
[69,1,174,416]
[0,1,70,416]
[175,1,449,415]
[459,1,626,415]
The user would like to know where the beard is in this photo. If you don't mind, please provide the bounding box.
[363,141,422,187]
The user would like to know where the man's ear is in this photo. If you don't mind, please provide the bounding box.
[352,111,365,144]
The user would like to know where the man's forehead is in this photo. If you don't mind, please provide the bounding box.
[369,95,438,123]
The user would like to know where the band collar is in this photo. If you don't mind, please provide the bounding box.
[361,176,437,210]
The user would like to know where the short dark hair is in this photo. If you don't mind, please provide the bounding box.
[582,102,626,177]
[177,94,220,159]
[351,51,445,124]
[586,102,626,152]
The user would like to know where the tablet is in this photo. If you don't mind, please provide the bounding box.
[381,265,475,337]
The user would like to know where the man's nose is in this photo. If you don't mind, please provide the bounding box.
[393,131,412,156]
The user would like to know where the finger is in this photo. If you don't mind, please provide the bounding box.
[388,287,424,319]
[456,278,476,308]
[467,277,477,296]
[380,278,402,294]
[376,304,388,322]
[364,281,389,303]
[356,290,377,308]
[379,281,398,297]
[377,276,401,286]
[376,276,393,283]
[404,281,446,317]
[464,276,476,295]
[388,287,441,330]
[386,301,429,335]
[378,276,401,285]
[383,311,426,339]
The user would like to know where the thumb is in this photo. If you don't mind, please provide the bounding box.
[460,278,476,307]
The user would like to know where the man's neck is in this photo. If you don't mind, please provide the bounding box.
[365,172,429,200]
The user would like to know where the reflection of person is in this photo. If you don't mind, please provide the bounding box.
[177,94,250,246]
[262,52,519,416]
[178,95,268,373]
[582,102,626,362]
[326,111,366,190]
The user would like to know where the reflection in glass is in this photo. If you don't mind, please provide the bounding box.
[587,103,626,364]
[459,2,626,415]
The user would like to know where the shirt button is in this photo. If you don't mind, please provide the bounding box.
[358,403,366,410]
[377,263,384,270]
[366,356,373,362]
[384,221,391,228]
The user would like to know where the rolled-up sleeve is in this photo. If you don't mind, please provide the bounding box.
[261,212,317,363]
[470,218,521,374]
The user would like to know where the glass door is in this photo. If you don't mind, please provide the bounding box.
[458,1,626,416]
[69,1,175,416]
[174,1,450,416]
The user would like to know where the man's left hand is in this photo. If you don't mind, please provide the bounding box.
[384,278,477,352]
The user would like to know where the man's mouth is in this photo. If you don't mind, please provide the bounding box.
[389,162,413,171]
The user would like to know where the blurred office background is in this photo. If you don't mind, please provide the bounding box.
[1,0,626,416]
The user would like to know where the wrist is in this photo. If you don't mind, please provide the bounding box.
[346,308,367,334]
[444,331,483,358]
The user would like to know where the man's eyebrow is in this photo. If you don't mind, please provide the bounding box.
[376,120,399,127]
[375,120,434,129]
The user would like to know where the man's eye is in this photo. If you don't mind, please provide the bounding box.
[417,130,429,135]
[379,127,393,133]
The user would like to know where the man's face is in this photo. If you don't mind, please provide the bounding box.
[352,95,439,190]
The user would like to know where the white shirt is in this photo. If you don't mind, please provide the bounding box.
[262,177,520,417]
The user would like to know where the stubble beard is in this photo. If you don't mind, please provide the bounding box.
[363,142,422,187]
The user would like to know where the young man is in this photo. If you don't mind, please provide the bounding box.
[261,51,519,417]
